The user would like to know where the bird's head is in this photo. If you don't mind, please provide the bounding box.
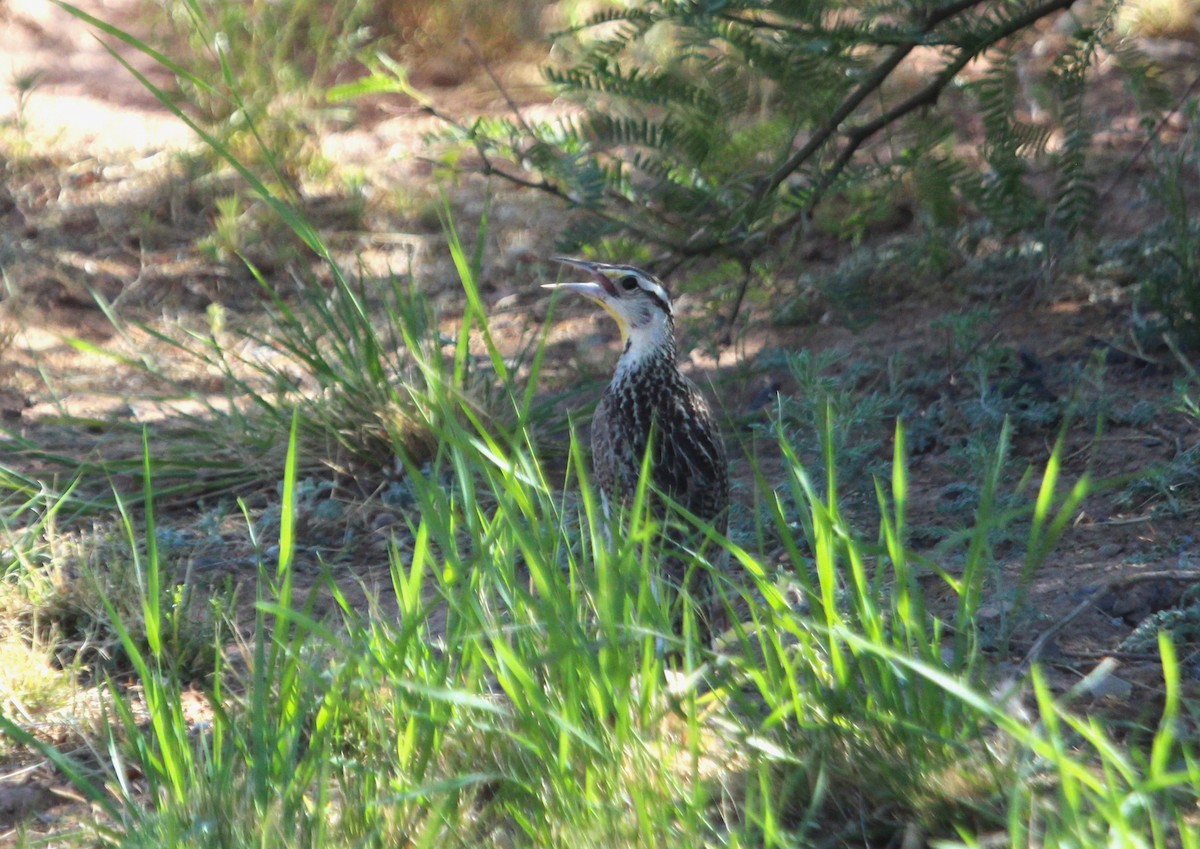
[542,257,673,348]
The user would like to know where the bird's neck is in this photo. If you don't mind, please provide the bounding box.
[613,318,678,384]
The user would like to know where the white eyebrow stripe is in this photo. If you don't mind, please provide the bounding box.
[641,279,672,314]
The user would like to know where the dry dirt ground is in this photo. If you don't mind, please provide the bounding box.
[3,0,1200,838]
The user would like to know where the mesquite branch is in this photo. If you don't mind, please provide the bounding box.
[439,0,1086,283]
[685,0,1083,259]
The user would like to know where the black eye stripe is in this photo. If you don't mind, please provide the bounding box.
[644,289,671,315]
[607,266,673,315]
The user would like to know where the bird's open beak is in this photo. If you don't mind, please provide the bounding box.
[541,257,629,343]
[541,256,618,300]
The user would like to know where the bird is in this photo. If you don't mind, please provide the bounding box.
[543,257,730,643]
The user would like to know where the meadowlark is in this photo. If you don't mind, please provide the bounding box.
[544,257,729,640]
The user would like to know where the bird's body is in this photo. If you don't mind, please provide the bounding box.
[590,327,728,530]
[544,259,729,641]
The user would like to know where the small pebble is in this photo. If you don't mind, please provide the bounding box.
[1087,672,1133,701]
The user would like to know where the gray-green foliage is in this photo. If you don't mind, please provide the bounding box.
[1140,98,1200,347]
[1117,376,1200,513]
[1122,593,1200,652]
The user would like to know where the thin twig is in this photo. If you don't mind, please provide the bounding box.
[1055,648,1165,661]
[771,0,1081,240]
[685,0,1080,257]
[463,38,537,139]
[1096,68,1200,205]
[753,0,1021,204]
[756,44,915,202]
[722,255,755,333]
[1017,568,1200,675]
[448,46,687,252]
[1161,330,1200,383]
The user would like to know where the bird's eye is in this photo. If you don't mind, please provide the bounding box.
[619,275,639,291]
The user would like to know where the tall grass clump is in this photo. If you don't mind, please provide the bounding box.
[716,419,994,841]
[711,410,1131,844]
[142,0,376,182]
[5,8,540,508]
